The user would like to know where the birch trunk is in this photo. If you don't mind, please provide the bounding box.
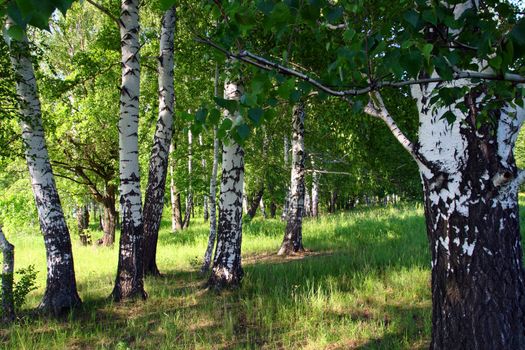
[199,134,209,222]
[281,136,290,220]
[311,159,319,218]
[259,198,267,219]
[201,128,220,273]
[278,104,306,255]
[182,129,193,229]
[142,7,176,277]
[98,184,117,246]
[6,19,81,314]
[410,80,525,349]
[208,80,244,289]
[169,142,183,231]
[111,0,146,301]
[0,227,14,323]
[304,184,311,217]
[247,186,264,219]
[242,181,249,214]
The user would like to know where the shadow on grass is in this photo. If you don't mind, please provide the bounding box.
[4,206,432,349]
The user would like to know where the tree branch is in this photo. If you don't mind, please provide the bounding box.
[86,0,120,27]
[306,169,352,176]
[364,91,434,172]
[196,36,525,97]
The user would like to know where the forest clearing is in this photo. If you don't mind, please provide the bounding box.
[2,205,433,349]
[1,0,525,349]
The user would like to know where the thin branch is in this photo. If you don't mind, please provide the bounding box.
[86,0,120,27]
[322,22,348,30]
[196,37,525,98]
[364,91,433,172]
[306,169,352,176]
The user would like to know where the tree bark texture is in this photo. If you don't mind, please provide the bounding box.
[169,142,183,232]
[199,134,209,222]
[202,128,220,273]
[142,6,176,277]
[0,227,15,323]
[76,205,90,245]
[281,135,290,220]
[247,186,264,219]
[278,104,306,256]
[304,184,311,217]
[311,169,319,218]
[208,80,245,289]
[411,77,525,349]
[259,198,267,219]
[111,0,146,301]
[7,19,81,314]
[98,185,117,246]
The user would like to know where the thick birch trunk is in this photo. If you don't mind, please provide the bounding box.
[182,130,193,229]
[0,227,14,323]
[142,7,176,277]
[6,19,81,314]
[201,128,220,273]
[410,77,525,348]
[278,104,306,255]
[208,80,244,289]
[111,0,146,301]
[169,142,183,232]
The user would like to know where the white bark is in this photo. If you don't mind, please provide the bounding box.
[183,129,193,228]
[6,18,80,312]
[0,226,14,322]
[199,134,209,221]
[259,197,267,219]
[282,135,291,220]
[242,180,249,214]
[311,157,320,218]
[209,80,245,287]
[170,142,178,231]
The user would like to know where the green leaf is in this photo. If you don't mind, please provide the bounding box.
[235,123,250,142]
[343,28,356,42]
[218,118,233,140]
[325,6,343,23]
[214,97,238,114]
[5,25,25,42]
[195,108,207,124]
[441,110,456,124]
[403,9,420,28]
[488,55,502,70]
[510,18,525,49]
[176,110,193,122]
[208,109,221,125]
[159,0,177,11]
[248,108,264,125]
[422,43,433,63]
[277,78,295,99]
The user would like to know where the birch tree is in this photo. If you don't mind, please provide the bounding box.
[208,79,245,289]
[200,0,525,346]
[142,6,176,277]
[5,19,81,314]
[111,0,146,301]
[278,103,306,255]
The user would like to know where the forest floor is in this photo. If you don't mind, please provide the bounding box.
[0,203,444,349]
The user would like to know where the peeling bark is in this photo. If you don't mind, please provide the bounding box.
[111,0,146,301]
[208,80,244,289]
[278,104,306,256]
[6,18,81,314]
[142,6,176,277]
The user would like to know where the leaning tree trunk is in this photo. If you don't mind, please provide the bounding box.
[409,80,525,349]
[278,104,306,256]
[169,142,183,232]
[6,19,81,314]
[182,129,193,229]
[142,7,176,277]
[0,227,15,323]
[208,80,245,289]
[201,128,220,273]
[111,0,147,301]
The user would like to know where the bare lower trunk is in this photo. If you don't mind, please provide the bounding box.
[259,197,267,219]
[278,104,306,256]
[202,128,220,273]
[182,130,193,229]
[142,7,176,277]
[247,186,264,219]
[304,185,311,217]
[182,193,193,229]
[7,18,81,314]
[100,199,117,246]
[0,227,15,323]
[242,181,249,214]
[199,134,209,222]
[111,0,146,301]
[270,202,277,218]
[281,136,290,220]
[311,167,319,218]
[208,80,244,289]
[169,142,183,232]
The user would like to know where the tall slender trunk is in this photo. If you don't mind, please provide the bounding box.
[242,180,249,214]
[281,136,290,220]
[142,7,176,277]
[270,202,277,218]
[77,205,90,245]
[169,142,183,231]
[97,184,117,246]
[311,169,319,218]
[0,227,15,323]
[259,197,267,219]
[182,129,193,229]
[208,80,244,289]
[304,184,311,217]
[278,104,306,256]
[202,65,221,273]
[202,128,220,272]
[199,134,209,222]
[6,19,81,314]
[111,0,146,301]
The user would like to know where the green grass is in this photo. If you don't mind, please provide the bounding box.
[1,204,432,349]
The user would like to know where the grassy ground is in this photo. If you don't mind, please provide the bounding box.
[1,204,433,349]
